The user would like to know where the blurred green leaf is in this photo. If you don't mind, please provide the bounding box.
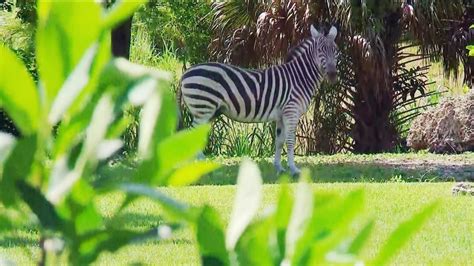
[136,80,161,158]
[275,182,293,260]
[155,124,211,181]
[0,135,37,206]
[226,159,262,250]
[0,214,14,233]
[74,85,115,166]
[304,190,364,264]
[235,219,274,266]
[36,0,101,105]
[285,169,313,261]
[78,228,161,265]
[106,115,132,139]
[0,133,16,164]
[16,180,62,231]
[167,160,220,187]
[76,204,103,235]
[0,44,39,135]
[48,43,99,125]
[96,139,123,160]
[347,221,374,254]
[135,89,176,183]
[196,206,229,266]
[53,109,92,159]
[64,32,111,122]
[119,183,198,222]
[102,0,147,30]
[372,202,439,265]
[47,96,114,204]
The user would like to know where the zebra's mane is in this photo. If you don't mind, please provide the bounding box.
[285,38,315,63]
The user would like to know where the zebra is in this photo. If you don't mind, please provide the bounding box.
[180,25,339,175]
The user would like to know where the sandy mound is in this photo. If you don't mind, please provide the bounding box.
[407,90,474,153]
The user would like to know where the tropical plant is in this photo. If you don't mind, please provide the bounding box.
[209,0,472,154]
[0,1,218,264]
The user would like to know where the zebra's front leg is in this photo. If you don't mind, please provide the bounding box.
[273,118,286,174]
[284,115,301,176]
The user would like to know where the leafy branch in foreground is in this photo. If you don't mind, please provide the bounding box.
[0,0,218,264]
[175,160,438,266]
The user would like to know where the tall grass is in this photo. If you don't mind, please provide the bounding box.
[206,117,275,158]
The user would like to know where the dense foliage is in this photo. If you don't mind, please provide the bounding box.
[134,0,213,65]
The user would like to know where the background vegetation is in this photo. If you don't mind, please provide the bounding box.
[1,0,472,157]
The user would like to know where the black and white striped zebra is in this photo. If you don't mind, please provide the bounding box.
[180,25,339,175]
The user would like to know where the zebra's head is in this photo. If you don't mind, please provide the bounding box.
[310,25,339,84]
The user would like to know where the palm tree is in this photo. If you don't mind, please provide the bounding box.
[209,0,472,153]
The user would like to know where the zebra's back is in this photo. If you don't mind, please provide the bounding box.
[181,62,290,123]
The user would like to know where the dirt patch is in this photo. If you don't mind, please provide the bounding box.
[369,158,474,181]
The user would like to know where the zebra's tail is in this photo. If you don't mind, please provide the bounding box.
[176,79,185,131]
[176,63,190,131]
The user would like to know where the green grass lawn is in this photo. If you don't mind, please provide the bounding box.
[1,155,473,265]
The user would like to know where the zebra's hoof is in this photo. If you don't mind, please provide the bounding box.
[276,168,287,176]
[290,167,301,177]
[274,164,286,175]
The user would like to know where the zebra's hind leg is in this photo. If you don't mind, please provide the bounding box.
[273,118,286,175]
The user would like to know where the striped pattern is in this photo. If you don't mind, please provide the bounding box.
[180,26,339,175]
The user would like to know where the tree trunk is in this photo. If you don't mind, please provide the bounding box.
[350,9,403,153]
[111,17,133,59]
[351,87,397,153]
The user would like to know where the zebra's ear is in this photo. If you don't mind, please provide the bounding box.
[310,25,321,38]
[327,26,338,41]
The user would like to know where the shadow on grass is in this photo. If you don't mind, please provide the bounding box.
[197,160,467,185]
[96,156,472,186]
[0,235,38,248]
[103,213,193,245]
[105,212,167,229]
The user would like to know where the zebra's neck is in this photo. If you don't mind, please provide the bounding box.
[283,40,322,106]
